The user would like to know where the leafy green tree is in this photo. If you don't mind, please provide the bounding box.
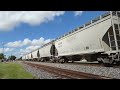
[9,55,16,60]
[0,53,4,59]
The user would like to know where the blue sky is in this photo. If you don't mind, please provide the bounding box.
[0,11,106,58]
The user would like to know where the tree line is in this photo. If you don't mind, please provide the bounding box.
[0,53,16,60]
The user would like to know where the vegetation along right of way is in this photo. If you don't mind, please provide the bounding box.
[0,62,36,79]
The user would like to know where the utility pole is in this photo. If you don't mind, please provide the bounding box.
[2,42,5,60]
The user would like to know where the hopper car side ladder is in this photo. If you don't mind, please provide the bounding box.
[107,11,120,62]
[108,11,120,51]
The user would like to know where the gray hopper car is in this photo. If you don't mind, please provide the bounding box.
[22,11,120,66]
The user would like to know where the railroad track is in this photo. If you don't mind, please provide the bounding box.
[23,61,112,79]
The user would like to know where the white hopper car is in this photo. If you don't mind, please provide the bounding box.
[22,53,32,61]
[22,55,26,60]
[22,11,120,66]
[31,49,40,61]
[38,41,54,62]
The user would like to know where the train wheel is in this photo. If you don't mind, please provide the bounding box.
[65,60,69,63]
[116,61,120,66]
[71,60,74,63]
[103,63,113,67]
[60,59,65,64]
[103,59,114,67]
[41,58,44,62]
[98,61,103,64]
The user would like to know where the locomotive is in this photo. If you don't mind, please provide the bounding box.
[22,11,120,66]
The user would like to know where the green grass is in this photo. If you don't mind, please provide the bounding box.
[0,62,36,79]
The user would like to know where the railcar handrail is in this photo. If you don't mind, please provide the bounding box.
[92,16,101,23]
[101,12,110,18]
[55,11,111,41]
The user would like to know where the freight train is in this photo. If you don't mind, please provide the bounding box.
[22,11,120,66]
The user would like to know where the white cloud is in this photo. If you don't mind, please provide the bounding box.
[4,37,52,57]
[17,38,51,56]
[19,46,41,55]
[31,37,51,46]
[0,11,84,31]
[16,46,39,57]
[5,37,52,56]
[74,11,83,16]
[0,11,65,31]
[0,48,14,53]
[23,38,31,46]
[6,40,22,47]
[26,46,40,51]
[5,37,51,48]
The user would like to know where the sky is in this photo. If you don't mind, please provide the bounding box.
[0,11,106,58]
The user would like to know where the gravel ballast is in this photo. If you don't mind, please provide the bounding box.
[24,61,120,79]
[16,62,62,79]
[17,61,120,79]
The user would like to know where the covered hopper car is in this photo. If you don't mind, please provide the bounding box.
[22,11,120,66]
